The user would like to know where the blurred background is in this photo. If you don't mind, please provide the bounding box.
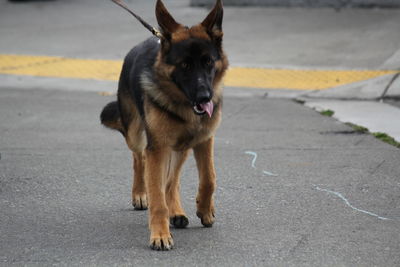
[1,0,400,68]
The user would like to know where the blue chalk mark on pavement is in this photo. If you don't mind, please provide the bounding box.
[313,185,390,221]
[245,151,278,177]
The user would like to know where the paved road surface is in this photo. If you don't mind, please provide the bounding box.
[1,0,400,265]
[1,88,399,265]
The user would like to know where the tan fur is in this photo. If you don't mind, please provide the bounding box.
[171,24,212,43]
[194,138,216,226]
[135,49,226,249]
[127,60,227,250]
[165,150,190,218]
[135,64,225,249]
[144,147,173,248]
[126,112,147,152]
[132,151,147,209]
[116,0,228,250]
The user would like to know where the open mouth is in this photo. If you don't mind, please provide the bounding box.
[193,101,214,118]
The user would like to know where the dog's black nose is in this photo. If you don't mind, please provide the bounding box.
[196,88,211,104]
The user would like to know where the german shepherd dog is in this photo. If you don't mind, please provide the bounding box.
[100,0,228,250]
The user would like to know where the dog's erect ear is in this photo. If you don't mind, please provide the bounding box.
[155,0,180,38]
[201,0,223,33]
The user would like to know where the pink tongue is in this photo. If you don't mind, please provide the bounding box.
[199,101,214,118]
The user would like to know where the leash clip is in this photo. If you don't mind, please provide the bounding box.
[111,0,163,39]
[152,28,163,39]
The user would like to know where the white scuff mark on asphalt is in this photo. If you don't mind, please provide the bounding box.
[313,184,390,221]
[245,151,278,176]
[262,170,278,176]
[245,151,258,168]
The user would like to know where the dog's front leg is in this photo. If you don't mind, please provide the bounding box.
[193,137,216,227]
[145,147,173,250]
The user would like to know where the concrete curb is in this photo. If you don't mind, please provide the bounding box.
[298,72,400,143]
[304,99,400,142]
[302,73,400,100]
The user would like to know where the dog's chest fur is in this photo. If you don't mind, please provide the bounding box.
[173,116,220,150]
[144,99,221,151]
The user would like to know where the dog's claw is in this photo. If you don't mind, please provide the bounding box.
[132,193,148,210]
[170,215,189,228]
[150,236,174,251]
[196,211,215,227]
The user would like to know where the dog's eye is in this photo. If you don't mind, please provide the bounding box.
[181,62,189,69]
[204,57,213,67]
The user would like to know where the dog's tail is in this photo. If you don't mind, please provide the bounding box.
[100,101,124,134]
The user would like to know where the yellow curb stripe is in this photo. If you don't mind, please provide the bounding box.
[0,54,398,90]
[0,54,121,81]
[225,67,397,90]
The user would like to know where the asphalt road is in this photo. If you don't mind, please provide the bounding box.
[1,0,400,265]
[1,88,399,266]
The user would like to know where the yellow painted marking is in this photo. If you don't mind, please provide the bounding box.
[0,54,398,90]
[0,54,121,81]
[225,67,397,90]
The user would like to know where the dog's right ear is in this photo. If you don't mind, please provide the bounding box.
[155,0,181,39]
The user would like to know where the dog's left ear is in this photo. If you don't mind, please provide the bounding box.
[201,0,223,37]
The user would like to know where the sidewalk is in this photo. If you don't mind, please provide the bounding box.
[299,73,400,142]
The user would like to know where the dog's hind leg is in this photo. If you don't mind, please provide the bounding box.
[166,150,190,228]
[132,151,147,210]
[193,137,216,227]
[124,113,148,210]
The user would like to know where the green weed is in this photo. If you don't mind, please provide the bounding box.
[320,109,334,117]
[372,132,400,148]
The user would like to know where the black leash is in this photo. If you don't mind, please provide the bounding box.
[111,0,163,39]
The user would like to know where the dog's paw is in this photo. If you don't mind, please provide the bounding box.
[196,210,215,227]
[149,235,174,251]
[132,193,148,210]
[170,215,189,228]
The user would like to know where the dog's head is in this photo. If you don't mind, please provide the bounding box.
[155,0,228,118]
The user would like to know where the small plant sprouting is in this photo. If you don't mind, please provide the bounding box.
[372,132,400,148]
[345,123,369,134]
[320,109,334,117]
